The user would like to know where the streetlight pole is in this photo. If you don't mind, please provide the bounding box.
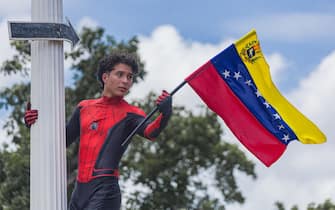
[30,0,67,209]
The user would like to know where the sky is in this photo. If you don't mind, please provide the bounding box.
[1,0,335,209]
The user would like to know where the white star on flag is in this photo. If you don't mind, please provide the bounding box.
[233,71,242,80]
[273,113,281,120]
[222,70,230,78]
[263,101,270,108]
[255,89,262,97]
[282,134,290,143]
[245,80,252,86]
[278,124,285,130]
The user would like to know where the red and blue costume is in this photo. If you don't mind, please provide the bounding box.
[24,92,172,209]
[65,95,171,209]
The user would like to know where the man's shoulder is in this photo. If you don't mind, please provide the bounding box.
[122,100,146,117]
[77,98,99,107]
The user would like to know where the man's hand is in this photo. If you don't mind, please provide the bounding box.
[156,90,172,115]
[24,102,38,128]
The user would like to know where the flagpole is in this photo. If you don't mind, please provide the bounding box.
[121,80,187,146]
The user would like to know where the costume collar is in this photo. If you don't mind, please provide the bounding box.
[98,95,123,105]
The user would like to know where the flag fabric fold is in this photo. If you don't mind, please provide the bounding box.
[185,29,326,167]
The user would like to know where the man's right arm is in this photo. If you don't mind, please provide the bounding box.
[66,106,81,147]
[24,103,81,147]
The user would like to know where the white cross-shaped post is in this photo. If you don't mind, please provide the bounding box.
[8,0,79,209]
[31,0,66,209]
[31,0,68,209]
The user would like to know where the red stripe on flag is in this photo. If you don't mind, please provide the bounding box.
[185,61,286,167]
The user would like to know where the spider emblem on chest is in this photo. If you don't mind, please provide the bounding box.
[90,122,98,130]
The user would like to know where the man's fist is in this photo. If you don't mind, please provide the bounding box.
[156,90,172,115]
[24,102,38,128]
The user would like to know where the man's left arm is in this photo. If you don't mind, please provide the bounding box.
[138,91,172,140]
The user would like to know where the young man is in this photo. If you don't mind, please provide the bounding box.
[24,51,172,210]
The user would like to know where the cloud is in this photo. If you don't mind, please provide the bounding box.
[226,13,335,42]
[230,49,335,210]
[0,20,15,66]
[127,24,233,110]
[287,50,335,141]
[76,16,99,32]
[0,19,27,146]
[0,0,29,18]
[128,24,290,112]
[63,16,100,87]
[0,2,31,89]
[0,9,333,206]
[266,52,289,84]
[0,19,29,89]
[128,24,335,209]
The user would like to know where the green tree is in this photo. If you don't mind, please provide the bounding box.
[0,26,256,209]
[123,94,256,209]
[275,201,299,210]
[0,81,30,210]
[275,199,335,210]
[307,199,335,210]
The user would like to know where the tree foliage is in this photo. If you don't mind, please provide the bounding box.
[0,26,256,209]
[275,199,335,210]
[0,81,30,210]
[122,93,256,209]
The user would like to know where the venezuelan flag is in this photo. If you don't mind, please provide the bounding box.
[185,30,326,167]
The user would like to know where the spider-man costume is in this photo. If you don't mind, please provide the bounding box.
[24,92,171,209]
[64,95,172,210]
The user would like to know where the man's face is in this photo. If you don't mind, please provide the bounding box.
[102,63,134,97]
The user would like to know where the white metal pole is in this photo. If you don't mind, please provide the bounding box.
[30,0,67,209]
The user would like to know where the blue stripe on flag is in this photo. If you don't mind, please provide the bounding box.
[210,44,297,145]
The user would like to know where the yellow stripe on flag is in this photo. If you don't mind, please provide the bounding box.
[234,30,326,144]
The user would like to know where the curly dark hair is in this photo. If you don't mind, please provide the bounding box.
[96,50,139,89]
